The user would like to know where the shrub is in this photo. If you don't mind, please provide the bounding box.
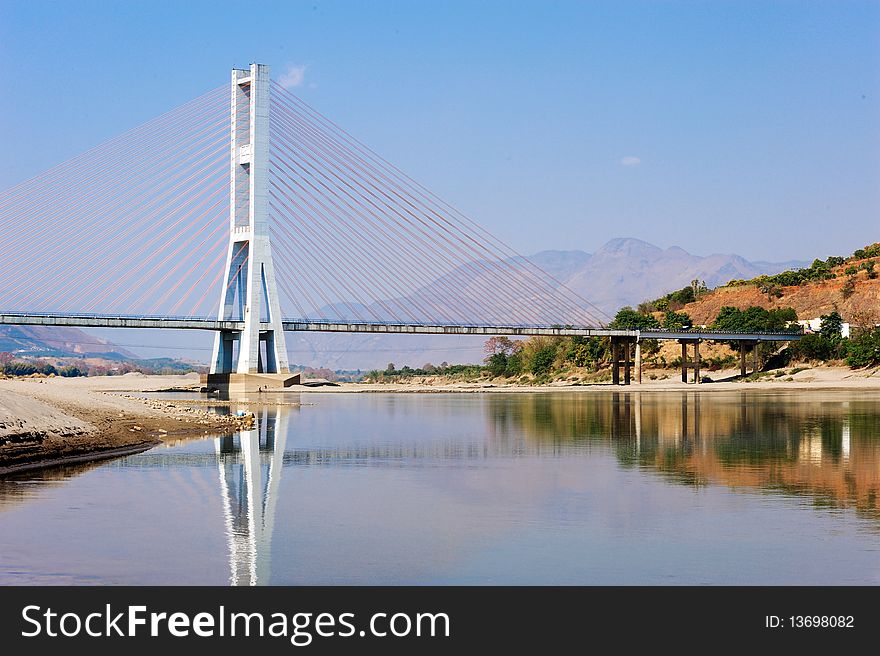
[790,334,833,361]
[846,327,880,368]
[609,307,660,330]
[530,345,557,376]
[485,353,508,377]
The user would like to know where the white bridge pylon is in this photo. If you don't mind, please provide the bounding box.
[211,63,289,375]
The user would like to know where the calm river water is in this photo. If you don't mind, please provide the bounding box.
[1,390,878,585]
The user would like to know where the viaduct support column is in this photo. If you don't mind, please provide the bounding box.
[680,341,688,383]
[635,340,642,384]
[611,338,620,385]
[679,339,701,384]
[739,340,747,377]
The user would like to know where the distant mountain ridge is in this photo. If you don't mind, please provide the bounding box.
[0,325,138,359]
[542,237,807,314]
[287,238,808,369]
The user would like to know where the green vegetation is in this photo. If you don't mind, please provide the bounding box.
[725,242,880,290]
[711,306,798,333]
[662,310,692,330]
[0,360,85,377]
[608,307,660,329]
[0,350,200,377]
[363,361,484,382]
[845,327,880,368]
[639,280,707,313]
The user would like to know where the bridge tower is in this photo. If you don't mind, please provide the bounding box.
[211,63,289,375]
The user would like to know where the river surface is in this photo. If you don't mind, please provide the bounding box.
[1,390,878,585]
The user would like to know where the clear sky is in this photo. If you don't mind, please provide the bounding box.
[1,0,877,263]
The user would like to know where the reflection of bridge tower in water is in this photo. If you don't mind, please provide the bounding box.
[214,405,289,586]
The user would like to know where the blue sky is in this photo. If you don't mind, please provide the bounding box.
[1,0,877,262]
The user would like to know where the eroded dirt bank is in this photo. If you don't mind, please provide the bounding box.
[0,373,253,474]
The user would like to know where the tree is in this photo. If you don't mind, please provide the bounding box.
[690,279,707,298]
[847,327,880,368]
[668,286,695,307]
[530,345,556,376]
[819,312,843,341]
[663,310,692,331]
[505,351,524,376]
[790,334,832,361]
[712,306,797,333]
[58,365,84,378]
[567,336,608,368]
[485,353,508,377]
[385,363,396,373]
[609,307,660,330]
[483,336,519,357]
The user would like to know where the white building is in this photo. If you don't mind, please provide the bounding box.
[797,317,850,338]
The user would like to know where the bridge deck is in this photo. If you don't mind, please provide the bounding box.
[0,312,801,342]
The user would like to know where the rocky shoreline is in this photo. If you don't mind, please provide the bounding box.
[0,375,255,475]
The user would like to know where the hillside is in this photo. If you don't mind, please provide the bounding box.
[0,325,139,359]
[668,245,880,326]
[0,326,204,377]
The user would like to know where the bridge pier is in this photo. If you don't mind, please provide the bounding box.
[610,336,637,385]
[635,340,642,384]
[737,339,761,377]
[679,339,702,384]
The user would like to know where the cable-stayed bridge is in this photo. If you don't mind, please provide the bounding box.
[0,63,799,385]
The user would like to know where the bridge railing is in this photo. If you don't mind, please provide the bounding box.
[640,327,805,337]
[0,311,805,339]
[0,310,218,322]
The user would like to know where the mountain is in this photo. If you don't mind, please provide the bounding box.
[0,325,139,359]
[282,238,807,370]
[555,238,807,314]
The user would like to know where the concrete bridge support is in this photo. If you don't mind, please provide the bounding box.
[679,339,702,384]
[634,340,642,384]
[737,340,761,377]
[210,63,290,378]
[610,336,637,385]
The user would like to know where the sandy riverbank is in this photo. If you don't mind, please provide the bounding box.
[0,373,253,474]
[2,365,878,474]
[277,364,880,393]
